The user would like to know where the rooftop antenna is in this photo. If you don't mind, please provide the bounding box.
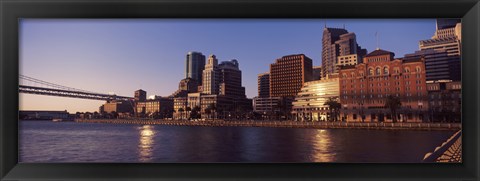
[324,20,327,28]
[375,31,379,50]
[343,24,345,29]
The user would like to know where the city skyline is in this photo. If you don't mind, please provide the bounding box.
[20,19,437,112]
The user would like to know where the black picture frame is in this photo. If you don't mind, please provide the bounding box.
[1,0,479,180]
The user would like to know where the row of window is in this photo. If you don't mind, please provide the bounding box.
[342,66,422,77]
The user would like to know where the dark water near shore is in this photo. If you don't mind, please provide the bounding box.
[19,120,455,163]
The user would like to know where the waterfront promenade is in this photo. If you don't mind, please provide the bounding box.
[423,130,462,162]
[74,119,461,131]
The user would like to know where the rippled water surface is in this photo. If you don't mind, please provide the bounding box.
[19,120,455,163]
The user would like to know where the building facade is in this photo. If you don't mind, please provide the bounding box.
[202,54,220,95]
[135,89,147,102]
[404,49,460,81]
[291,77,340,121]
[19,110,71,120]
[218,59,246,98]
[339,49,428,122]
[270,54,313,98]
[412,19,462,82]
[322,27,349,78]
[170,78,199,98]
[173,97,188,119]
[257,72,270,98]
[321,28,367,78]
[312,66,321,80]
[186,51,206,85]
[187,92,202,111]
[136,97,173,118]
[252,97,283,119]
[102,100,134,114]
[427,80,461,122]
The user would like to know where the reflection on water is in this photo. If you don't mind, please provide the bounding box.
[312,129,334,162]
[19,121,456,163]
[138,125,155,162]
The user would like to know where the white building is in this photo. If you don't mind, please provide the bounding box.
[202,54,220,95]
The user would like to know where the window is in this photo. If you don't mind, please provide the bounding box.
[383,66,389,75]
[394,67,400,74]
[369,68,374,76]
[416,66,421,73]
[376,67,381,75]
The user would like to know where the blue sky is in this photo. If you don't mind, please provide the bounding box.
[19,19,436,112]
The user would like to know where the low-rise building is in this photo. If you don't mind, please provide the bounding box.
[19,110,71,120]
[173,97,188,119]
[102,100,134,114]
[291,77,340,121]
[427,80,461,122]
[253,97,284,119]
[136,97,173,118]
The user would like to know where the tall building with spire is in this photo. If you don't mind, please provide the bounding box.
[186,51,206,85]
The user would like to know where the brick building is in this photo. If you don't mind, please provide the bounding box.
[339,49,428,122]
[270,54,313,97]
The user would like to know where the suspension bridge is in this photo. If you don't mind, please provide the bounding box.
[19,75,133,101]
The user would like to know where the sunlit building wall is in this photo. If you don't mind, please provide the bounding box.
[173,97,187,119]
[136,97,173,118]
[339,49,428,123]
[103,101,133,114]
[291,78,340,121]
[202,54,220,95]
[270,54,313,97]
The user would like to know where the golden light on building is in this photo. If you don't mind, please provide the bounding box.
[292,77,340,121]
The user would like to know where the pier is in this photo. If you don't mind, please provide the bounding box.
[75,119,461,131]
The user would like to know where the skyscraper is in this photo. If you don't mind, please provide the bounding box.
[322,28,366,78]
[202,54,220,95]
[186,51,206,85]
[322,27,348,78]
[409,18,461,81]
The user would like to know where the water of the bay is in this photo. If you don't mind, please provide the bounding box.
[19,120,455,163]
